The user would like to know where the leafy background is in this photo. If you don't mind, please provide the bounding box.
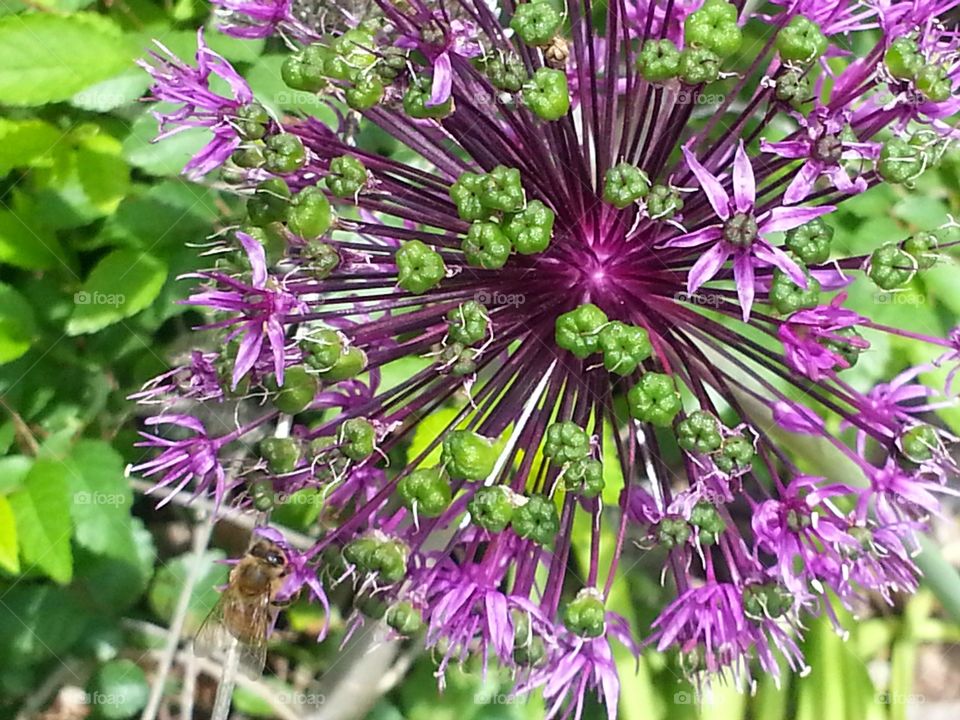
[0,2,959,719]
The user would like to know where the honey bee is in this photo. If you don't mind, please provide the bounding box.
[194,538,290,676]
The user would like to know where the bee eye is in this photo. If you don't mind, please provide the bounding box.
[267,552,284,566]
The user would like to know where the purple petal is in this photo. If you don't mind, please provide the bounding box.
[266,315,287,385]
[732,141,755,213]
[661,225,723,248]
[733,253,756,321]
[755,242,808,288]
[428,52,453,107]
[232,324,264,389]
[236,231,268,288]
[761,205,835,234]
[682,145,730,220]
[687,242,730,292]
[760,139,811,159]
[783,161,821,205]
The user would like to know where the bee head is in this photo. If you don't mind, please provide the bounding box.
[249,539,287,569]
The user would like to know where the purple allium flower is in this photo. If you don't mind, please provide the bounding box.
[139,29,256,179]
[133,0,960,714]
[210,0,319,42]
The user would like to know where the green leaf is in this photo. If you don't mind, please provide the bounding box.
[122,109,208,177]
[7,457,73,584]
[0,585,93,666]
[0,455,32,494]
[0,283,36,364]
[85,659,150,720]
[67,249,168,335]
[0,203,67,271]
[66,440,132,556]
[76,133,131,214]
[916,534,960,623]
[0,13,133,106]
[0,118,64,176]
[0,495,19,574]
[70,70,151,112]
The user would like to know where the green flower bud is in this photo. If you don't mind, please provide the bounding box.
[240,223,287,266]
[774,68,810,105]
[714,434,754,473]
[657,517,690,548]
[769,265,821,314]
[603,163,650,209]
[563,457,604,498]
[878,137,925,184]
[318,346,367,381]
[562,589,606,638]
[397,466,452,516]
[249,477,275,511]
[510,2,562,47]
[326,155,368,198]
[403,83,453,119]
[901,424,939,463]
[447,300,489,346]
[450,171,491,222]
[555,303,608,358]
[232,144,266,169]
[743,583,792,619]
[524,67,570,120]
[512,494,559,544]
[776,15,828,63]
[340,417,376,461]
[356,592,387,619]
[329,29,377,78]
[684,0,742,57]
[469,485,515,532]
[396,239,446,294]
[369,539,408,584]
[785,217,833,265]
[627,372,682,427]
[343,536,379,569]
[273,365,319,414]
[247,178,291,227]
[636,39,681,82]
[903,230,940,270]
[303,239,340,279]
[260,437,301,474]
[263,133,306,174]
[544,421,591,464]
[235,103,270,141]
[646,184,684,220]
[597,321,652,375]
[346,73,385,110]
[885,37,923,80]
[479,53,528,92]
[386,601,424,635]
[479,165,525,213]
[869,242,915,290]
[822,327,864,371]
[690,500,725,542]
[288,186,333,239]
[678,47,720,85]
[916,64,952,103]
[304,329,345,371]
[463,221,512,269]
[676,410,723,453]
[282,47,328,92]
[442,430,498,480]
[504,199,555,254]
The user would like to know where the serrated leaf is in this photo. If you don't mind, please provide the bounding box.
[0,13,133,106]
[67,249,168,335]
[7,457,73,584]
[0,283,36,364]
[0,495,19,574]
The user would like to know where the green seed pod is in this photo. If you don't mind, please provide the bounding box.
[479,165,525,213]
[346,73,385,111]
[478,53,528,93]
[785,217,833,265]
[340,417,376,461]
[713,434,754,474]
[247,178,291,227]
[675,410,723,454]
[249,477,275,511]
[636,39,681,82]
[447,300,489,346]
[627,372,682,427]
[326,155,368,198]
[885,37,923,80]
[450,171,491,222]
[263,133,307,174]
[512,494,559,544]
[877,138,925,184]
[775,68,811,105]
[822,327,865,371]
[597,321,652,375]
[463,221,512,269]
[555,303,608,358]
[304,329,345,371]
[304,240,340,279]
[403,83,454,119]
[397,466,452,517]
[776,15,828,64]
[396,239,447,294]
[646,184,684,219]
[288,186,333,239]
[318,345,367,381]
[562,589,606,638]
[274,365,319,414]
[543,421,591,464]
[232,144,266,169]
[769,265,821,314]
[510,2,562,47]
[563,458,605,498]
[603,163,651,209]
[386,601,424,635]
[903,230,940,270]
[524,67,570,121]
[684,0,742,57]
[868,242,915,290]
[442,430,497,480]
[260,437,301,474]
[468,485,515,532]
[901,424,939,463]
[503,199,555,254]
[678,47,721,85]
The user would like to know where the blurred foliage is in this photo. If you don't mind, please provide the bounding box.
[0,1,959,719]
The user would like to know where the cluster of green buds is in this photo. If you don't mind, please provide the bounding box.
[450,166,556,264]
[343,532,409,585]
[785,217,833,265]
[868,241,917,290]
[637,0,741,85]
[555,303,653,375]
[775,15,828,65]
[385,600,424,636]
[543,421,604,498]
[398,466,453,517]
[769,263,821,314]
[281,27,395,112]
[303,328,367,381]
[512,610,547,667]
[689,500,725,545]
[884,36,952,102]
[395,239,447,294]
[439,300,491,376]
[674,409,755,472]
[602,162,650,209]
[467,485,560,544]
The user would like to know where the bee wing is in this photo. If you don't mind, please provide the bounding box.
[193,590,271,678]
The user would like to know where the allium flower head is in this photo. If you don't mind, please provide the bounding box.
[135,1,960,716]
